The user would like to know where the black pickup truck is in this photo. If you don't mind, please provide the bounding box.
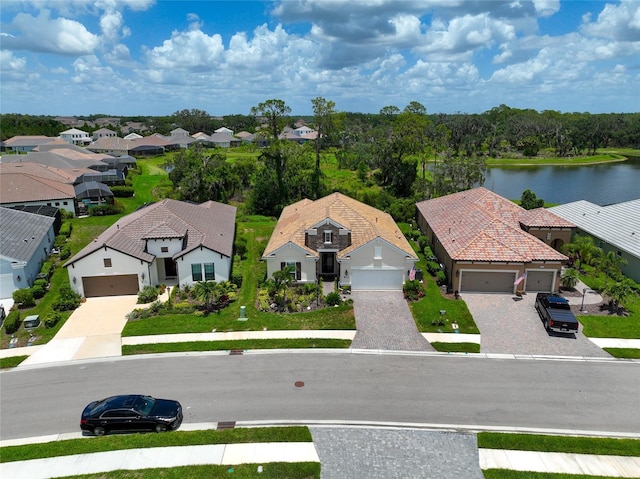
[535,293,580,334]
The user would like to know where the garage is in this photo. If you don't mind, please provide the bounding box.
[351,268,404,291]
[82,275,139,297]
[460,270,516,293]
[525,270,555,292]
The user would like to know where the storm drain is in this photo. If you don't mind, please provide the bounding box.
[217,421,236,430]
[229,349,244,355]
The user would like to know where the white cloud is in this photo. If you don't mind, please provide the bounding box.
[581,0,640,41]
[0,50,27,72]
[145,29,225,71]
[2,10,100,55]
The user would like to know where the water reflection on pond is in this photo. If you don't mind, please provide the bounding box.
[483,157,640,205]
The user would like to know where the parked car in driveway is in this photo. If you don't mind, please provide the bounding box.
[80,394,182,436]
[535,293,580,334]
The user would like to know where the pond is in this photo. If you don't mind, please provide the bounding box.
[483,157,640,205]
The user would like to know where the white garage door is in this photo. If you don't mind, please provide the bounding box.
[525,270,555,292]
[460,271,516,293]
[351,269,404,291]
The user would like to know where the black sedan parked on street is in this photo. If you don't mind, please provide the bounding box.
[80,395,183,436]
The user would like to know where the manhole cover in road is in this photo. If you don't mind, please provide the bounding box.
[294,381,305,388]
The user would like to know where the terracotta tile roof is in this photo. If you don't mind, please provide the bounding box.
[416,187,567,262]
[0,169,76,204]
[263,192,417,259]
[520,207,575,228]
[65,199,236,266]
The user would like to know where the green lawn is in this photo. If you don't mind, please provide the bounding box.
[477,433,640,456]
[62,463,320,479]
[123,338,351,355]
[483,471,618,479]
[486,152,628,167]
[604,348,640,359]
[409,275,478,334]
[0,355,28,369]
[579,292,640,338]
[430,342,480,353]
[1,427,312,463]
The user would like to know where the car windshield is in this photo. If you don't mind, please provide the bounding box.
[134,396,156,416]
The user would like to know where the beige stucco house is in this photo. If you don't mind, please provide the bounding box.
[416,187,574,294]
[262,193,418,291]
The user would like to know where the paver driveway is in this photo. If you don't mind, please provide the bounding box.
[462,292,610,357]
[351,291,434,351]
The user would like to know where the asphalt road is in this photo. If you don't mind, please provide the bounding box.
[1,352,638,441]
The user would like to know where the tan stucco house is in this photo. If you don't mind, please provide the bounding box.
[416,187,574,294]
[262,193,418,291]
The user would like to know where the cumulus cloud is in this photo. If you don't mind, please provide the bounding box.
[2,10,100,55]
[0,50,27,72]
[581,0,640,41]
[145,29,225,71]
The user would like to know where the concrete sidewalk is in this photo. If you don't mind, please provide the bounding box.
[0,442,320,479]
[480,449,640,477]
[565,280,604,306]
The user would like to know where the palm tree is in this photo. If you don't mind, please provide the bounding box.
[192,281,221,312]
[602,279,633,314]
[560,268,579,290]
[272,265,295,307]
[598,251,628,281]
[563,235,601,269]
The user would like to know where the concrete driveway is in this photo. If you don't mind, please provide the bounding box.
[462,292,610,357]
[20,296,138,366]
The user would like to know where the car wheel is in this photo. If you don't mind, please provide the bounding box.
[94,426,106,436]
[155,424,167,433]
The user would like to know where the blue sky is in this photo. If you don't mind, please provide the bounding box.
[1,1,639,117]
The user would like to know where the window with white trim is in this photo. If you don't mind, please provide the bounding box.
[324,231,332,243]
[191,263,202,281]
[204,263,215,281]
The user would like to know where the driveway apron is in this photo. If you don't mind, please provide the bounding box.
[462,293,610,357]
[20,296,138,366]
[311,427,484,479]
[350,291,434,351]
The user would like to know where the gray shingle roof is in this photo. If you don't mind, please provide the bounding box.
[65,199,236,266]
[549,199,640,258]
[0,207,54,262]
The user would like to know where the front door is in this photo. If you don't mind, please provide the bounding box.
[321,252,336,276]
[164,258,177,277]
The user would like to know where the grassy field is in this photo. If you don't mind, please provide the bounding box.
[430,342,480,353]
[486,152,628,167]
[579,292,640,339]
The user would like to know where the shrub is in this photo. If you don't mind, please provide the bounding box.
[110,186,135,197]
[138,286,159,304]
[325,291,342,306]
[30,285,45,299]
[304,282,319,295]
[435,270,447,286]
[33,279,48,290]
[403,280,425,301]
[427,261,441,275]
[44,311,61,328]
[258,288,271,311]
[59,245,71,260]
[13,289,35,308]
[59,221,72,238]
[231,255,243,287]
[52,286,81,311]
[417,236,429,254]
[423,245,434,259]
[3,310,20,334]
[234,237,248,259]
[40,261,53,278]
[89,203,125,216]
[54,235,67,248]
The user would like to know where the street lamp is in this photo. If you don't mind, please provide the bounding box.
[580,287,587,313]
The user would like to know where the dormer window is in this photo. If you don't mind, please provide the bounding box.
[324,231,332,243]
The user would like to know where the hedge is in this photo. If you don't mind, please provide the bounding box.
[3,310,20,334]
[110,186,135,197]
[59,221,72,238]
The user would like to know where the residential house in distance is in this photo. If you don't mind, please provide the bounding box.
[262,192,418,291]
[64,199,236,297]
[416,187,573,294]
[92,128,117,140]
[59,128,91,146]
[0,163,78,215]
[279,126,318,144]
[549,199,640,283]
[1,136,57,153]
[0,207,56,297]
